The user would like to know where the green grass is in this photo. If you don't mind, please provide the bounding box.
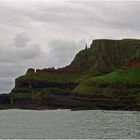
[88,67,140,84]
[73,67,140,94]
[12,92,32,99]
[18,73,88,83]
[73,83,95,94]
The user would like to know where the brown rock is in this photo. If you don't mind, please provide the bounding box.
[26,68,35,75]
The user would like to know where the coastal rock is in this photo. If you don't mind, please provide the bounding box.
[26,68,35,75]
[8,39,140,111]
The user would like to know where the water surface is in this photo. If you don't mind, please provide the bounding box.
[0,109,139,139]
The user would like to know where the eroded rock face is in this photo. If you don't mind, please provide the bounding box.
[67,39,140,74]
[26,68,35,75]
[126,60,140,67]
[36,68,76,74]
[14,79,78,89]
[0,94,10,104]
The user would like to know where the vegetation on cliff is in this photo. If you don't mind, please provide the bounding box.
[67,39,140,74]
[8,39,140,110]
[73,67,140,94]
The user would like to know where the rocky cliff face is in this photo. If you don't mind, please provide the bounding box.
[67,39,140,74]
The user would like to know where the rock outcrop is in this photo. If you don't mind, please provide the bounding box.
[67,39,140,74]
[126,60,140,67]
[26,68,35,75]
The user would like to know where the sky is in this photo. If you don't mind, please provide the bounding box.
[0,0,140,93]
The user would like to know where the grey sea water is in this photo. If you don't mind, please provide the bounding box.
[0,109,139,139]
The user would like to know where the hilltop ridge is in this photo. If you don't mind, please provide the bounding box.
[66,39,140,74]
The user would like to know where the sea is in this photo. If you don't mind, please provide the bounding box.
[0,109,139,139]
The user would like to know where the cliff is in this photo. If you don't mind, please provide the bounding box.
[2,38,140,110]
[67,39,140,74]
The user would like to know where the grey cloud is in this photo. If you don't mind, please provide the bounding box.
[0,33,42,63]
[0,63,25,78]
[23,1,140,33]
[0,1,140,34]
[0,4,24,28]
[0,2,34,30]
[14,32,30,47]
[18,43,42,59]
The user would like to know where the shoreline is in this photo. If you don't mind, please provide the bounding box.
[0,103,139,111]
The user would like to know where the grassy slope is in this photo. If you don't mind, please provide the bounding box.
[73,67,140,94]
[89,67,140,84]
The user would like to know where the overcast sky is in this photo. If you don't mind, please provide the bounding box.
[0,0,140,93]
